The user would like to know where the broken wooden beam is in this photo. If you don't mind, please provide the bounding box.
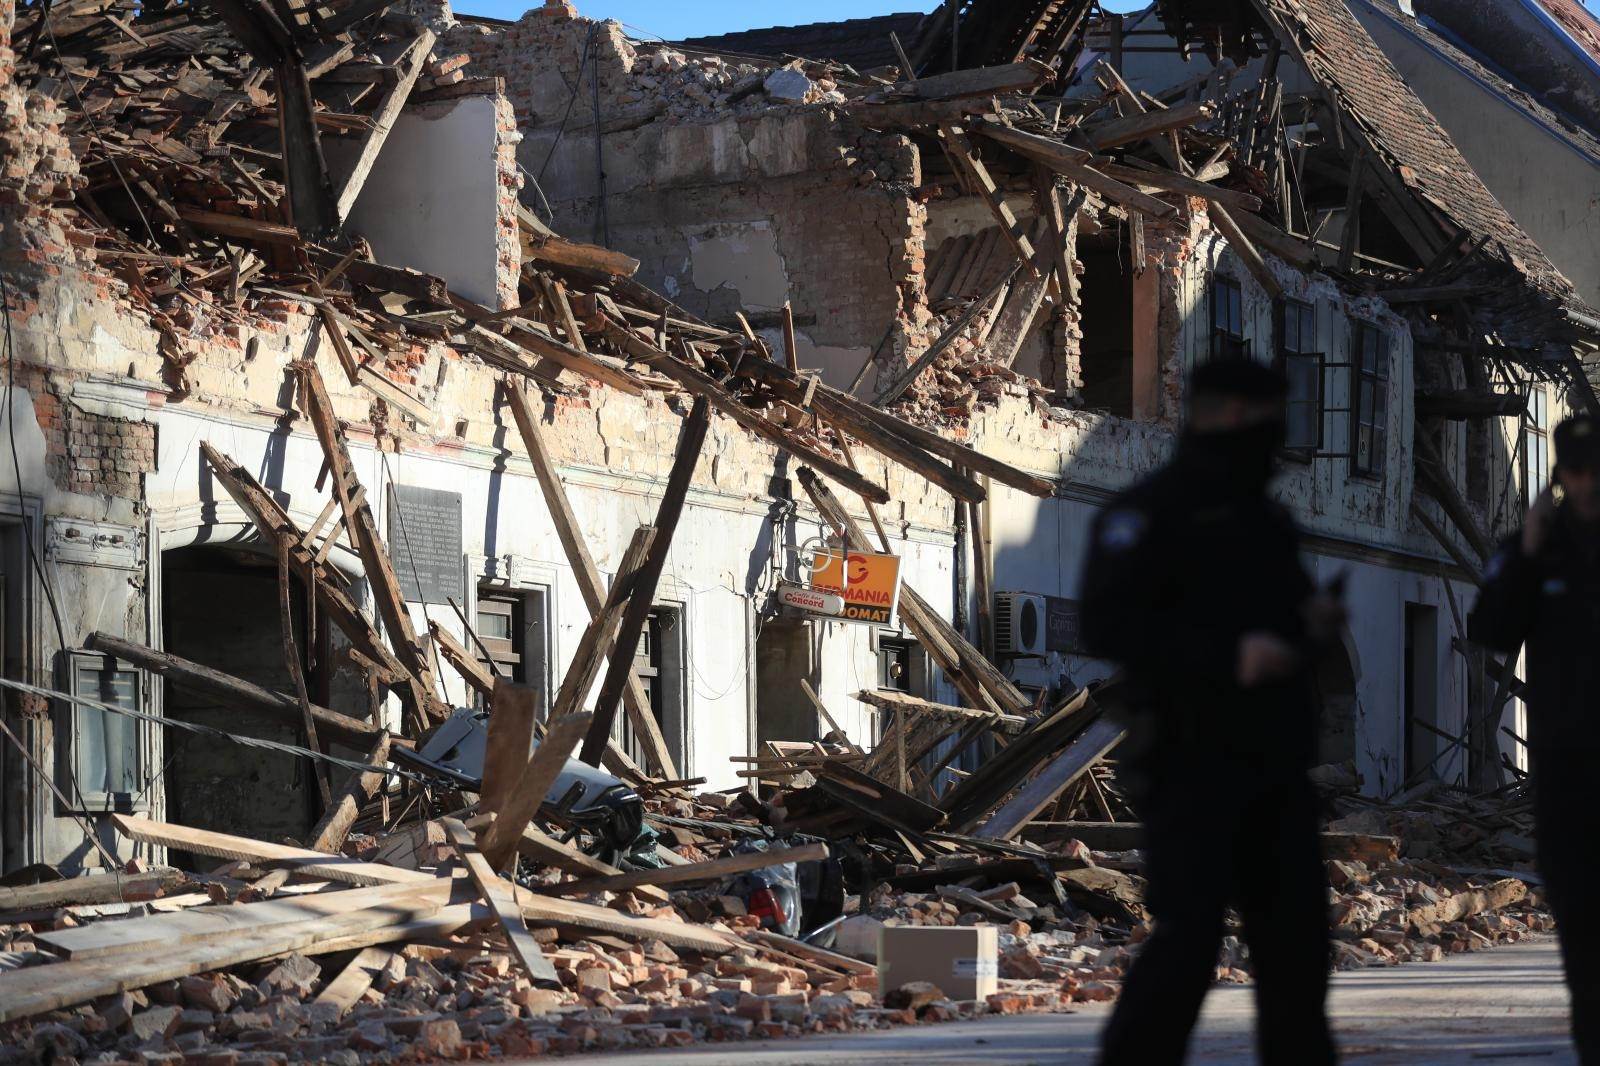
[545,842,830,897]
[582,398,710,765]
[1080,99,1215,151]
[84,632,399,751]
[501,382,678,778]
[307,730,392,854]
[975,716,1126,840]
[903,60,1052,101]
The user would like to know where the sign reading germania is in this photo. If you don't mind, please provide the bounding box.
[809,548,903,626]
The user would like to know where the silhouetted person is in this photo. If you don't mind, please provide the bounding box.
[1081,359,1338,1066]
[1470,412,1600,1063]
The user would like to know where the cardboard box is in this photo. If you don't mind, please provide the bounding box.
[876,925,998,1002]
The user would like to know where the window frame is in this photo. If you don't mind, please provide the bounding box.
[1350,320,1390,477]
[1275,297,1324,455]
[1523,387,1550,508]
[1210,274,1247,361]
[472,583,551,717]
[59,648,145,812]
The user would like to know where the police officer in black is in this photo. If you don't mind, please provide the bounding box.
[1081,358,1338,1065]
[1469,412,1600,1063]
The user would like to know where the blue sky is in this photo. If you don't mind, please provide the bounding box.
[452,0,1150,40]
[448,0,1595,41]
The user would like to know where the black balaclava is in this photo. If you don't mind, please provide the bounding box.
[1182,358,1290,494]
[1183,418,1286,494]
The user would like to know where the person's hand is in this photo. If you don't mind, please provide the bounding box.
[1302,592,1347,644]
[1237,632,1301,687]
[1522,485,1559,557]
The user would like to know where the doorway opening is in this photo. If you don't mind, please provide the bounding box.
[161,544,320,866]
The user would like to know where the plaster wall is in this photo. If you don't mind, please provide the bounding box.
[330,95,511,310]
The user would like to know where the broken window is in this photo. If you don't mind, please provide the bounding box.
[1523,387,1550,508]
[1277,298,1322,452]
[474,586,551,713]
[61,649,142,811]
[1210,275,1245,360]
[1351,321,1389,476]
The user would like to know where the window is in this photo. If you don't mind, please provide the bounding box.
[474,586,550,714]
[614,606,685,770]
[1524,387,1550,507]
[1351,322,1389,475]
[1278,299,1322,452]
[1211,275,1246,360]
[62,650,142,810]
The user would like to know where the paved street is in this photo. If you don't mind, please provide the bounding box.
[555,938,1573,1065]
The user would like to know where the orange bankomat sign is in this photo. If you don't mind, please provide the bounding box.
[809,548,903,626]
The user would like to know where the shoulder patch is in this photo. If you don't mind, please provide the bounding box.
[1098,509,1147,553]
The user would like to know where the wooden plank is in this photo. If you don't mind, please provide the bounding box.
[478,712,597,871]
[582,398,710,764]
[983,241,1052,368]
[307,730,392,854]
[974,121,1178,220]
[976,717,1126,840]
[905,60,1051,100]
[469,319,646,396]
[517,204,640,278]
[1093,161,1261,212]
[313,945,392,1016]
[844,98,986,129]
[293,360,442,723]
[501,384,677,778]
[333,30,435,221]
[86,633,395,750]
[743,929,876,976]
[0,868,182,913]
[431,619,496,699]
[600,319,891,505]
[546,842,829,897]
[481,680,538,818]
[33,880,454,961]
[801,679,865,756]
[442,817,558,984]
[873,264,1017,406]
[1209,202,1284,301]
[940,124,1038,271]
[1081,99,1215,150]
[110,816,736,953]
[463,813,669,904]
[0,887,448,1024]
[198,444,409,702]
[741,359,1056,499]
[854,689,1028,734]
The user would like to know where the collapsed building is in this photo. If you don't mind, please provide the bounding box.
[0,0,1591,1052]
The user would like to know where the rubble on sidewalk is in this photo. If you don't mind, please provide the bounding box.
[0,0,1574,1059]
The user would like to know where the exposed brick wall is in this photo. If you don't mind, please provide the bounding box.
[492,93,523,311]
[8,362,155,499]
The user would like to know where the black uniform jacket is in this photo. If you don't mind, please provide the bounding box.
[1469,511,1600,759]
[1079,445,1317,774]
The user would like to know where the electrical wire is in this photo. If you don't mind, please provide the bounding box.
[0,674,433,785]
[534,22,599,191]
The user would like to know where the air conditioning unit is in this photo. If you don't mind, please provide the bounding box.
[994,591,1047,657]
